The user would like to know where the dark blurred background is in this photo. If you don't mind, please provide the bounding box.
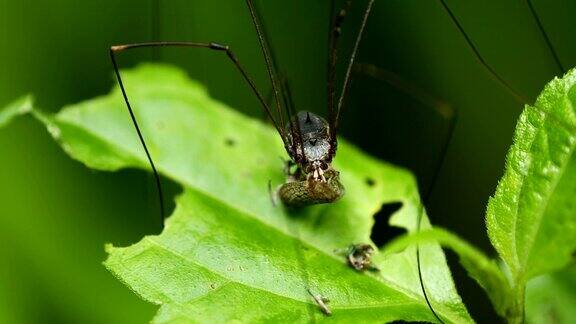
[0,0,574,323]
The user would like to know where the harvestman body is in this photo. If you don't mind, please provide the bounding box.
[278,111,344,207]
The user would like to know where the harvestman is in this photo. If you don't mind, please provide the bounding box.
[110,0,374,213]
[108,0,566,321]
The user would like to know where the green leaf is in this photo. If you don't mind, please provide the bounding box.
[19,64,472,323]
[381,228,512,317]
[0,95,33,128]
[525,265,576,323]
[486,69,576,283]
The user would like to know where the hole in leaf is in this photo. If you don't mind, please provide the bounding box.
[370,202,405,248]
[365,177,376,187]
[109,169,182,242]
[225,138,236,146]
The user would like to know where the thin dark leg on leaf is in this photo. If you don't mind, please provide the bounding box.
[356,62,456,324]
[525,0,565,74]
[110,49,165,229]
[413,93,456,324]
[110,41,284,228]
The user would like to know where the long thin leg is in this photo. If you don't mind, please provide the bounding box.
[261,72,304,163]
[525,0,565,74]
[327,0,352,128]
[250,2,287,116]
[110,41,283,228]
[262,74,293,127]
[354,62,457,199]
[438,2,575,130]
[110,49,165,229]
[356,62,455,324]
[245,0,286,138]
[438,0,528,104]
[332,0,375,151]
[247,0,306,162]
[354,63,454,122]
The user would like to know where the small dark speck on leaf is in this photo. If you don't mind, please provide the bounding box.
[225,138,236,146]
[365,177,376,187]
[210,283,216,289]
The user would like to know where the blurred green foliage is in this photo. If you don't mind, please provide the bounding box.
[526,265,576,323]
[0,0,574,323]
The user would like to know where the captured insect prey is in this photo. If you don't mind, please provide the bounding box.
[336,243,379,271]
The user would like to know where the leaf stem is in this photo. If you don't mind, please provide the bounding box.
[507,281,525,324]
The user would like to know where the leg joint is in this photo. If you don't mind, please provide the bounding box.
[110,45,128,52]
[209,42,229,51]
